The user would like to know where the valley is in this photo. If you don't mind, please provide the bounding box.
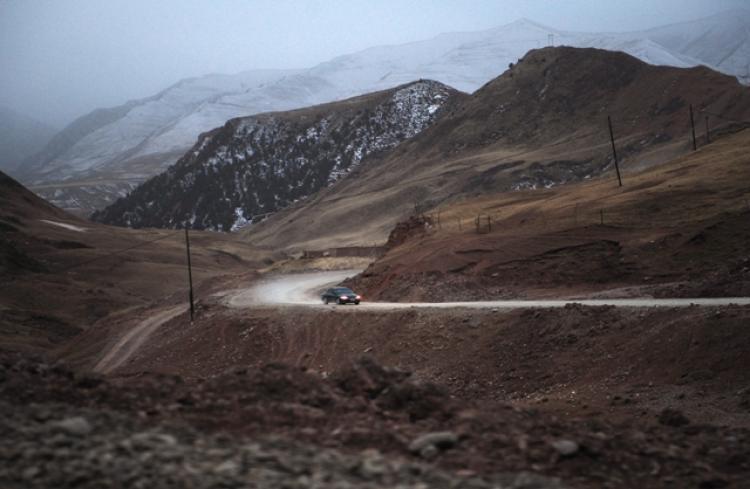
[2,37,750,489]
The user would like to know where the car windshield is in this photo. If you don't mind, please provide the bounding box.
[333,288,355,295]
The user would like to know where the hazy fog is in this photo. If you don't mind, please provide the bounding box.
[1,0,747,127]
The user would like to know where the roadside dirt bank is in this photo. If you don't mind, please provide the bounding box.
[104,301,750,429]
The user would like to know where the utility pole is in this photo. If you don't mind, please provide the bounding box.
[607,116,623,187]
[185,227,195,322]
[689,104,697,151]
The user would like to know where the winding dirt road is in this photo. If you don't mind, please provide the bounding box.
[96,269,749,375]
[225,269,750,309]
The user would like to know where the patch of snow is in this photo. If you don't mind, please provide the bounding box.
[40,220,87,232]
[230,207,251,232]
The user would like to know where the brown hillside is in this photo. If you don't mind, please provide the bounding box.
[0,171,268,355]
[346,128,750,301]
[245,46,750,252]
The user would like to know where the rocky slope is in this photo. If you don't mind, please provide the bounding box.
[21,10,750,214]
[93,80,460,231]
[244,46,750,251]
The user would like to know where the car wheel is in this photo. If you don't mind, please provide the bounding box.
[324,298,329,305]
[355,301,360,305]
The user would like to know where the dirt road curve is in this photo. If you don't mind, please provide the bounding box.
[95,304,186,373]
[225,270,750,309]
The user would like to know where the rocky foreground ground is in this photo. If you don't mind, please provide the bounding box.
[1,351,748,488]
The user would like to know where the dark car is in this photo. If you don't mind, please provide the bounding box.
[321,287,361,305]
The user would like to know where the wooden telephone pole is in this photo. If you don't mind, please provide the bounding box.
[607,116,623,187]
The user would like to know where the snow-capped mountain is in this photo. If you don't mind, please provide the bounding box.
[642,9,750,83]
[92,81,459,231]
[24,10,750,215]
[21,69,300,180]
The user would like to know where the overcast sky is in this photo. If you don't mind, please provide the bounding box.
[1,0,746,127]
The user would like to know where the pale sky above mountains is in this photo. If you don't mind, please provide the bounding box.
[1,0,747,127]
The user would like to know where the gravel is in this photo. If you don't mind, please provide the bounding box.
[0,401,564,489]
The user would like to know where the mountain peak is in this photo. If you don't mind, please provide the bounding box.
[506,18,556,30]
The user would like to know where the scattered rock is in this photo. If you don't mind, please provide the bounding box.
[358,449,387,479]
[551,439,579,457]
[1,350,748,488]
[409,431,458,457]
[213,459,240,476]
[50,416,93,436]
[4,402,557,489]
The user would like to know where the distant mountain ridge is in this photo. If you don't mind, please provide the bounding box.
[0,107,56,176]
[22,9,750,214]
[92,80,460,231]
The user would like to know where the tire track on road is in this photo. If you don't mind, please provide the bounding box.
[95,304,186,374]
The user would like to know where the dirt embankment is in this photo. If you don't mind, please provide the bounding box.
[96,299,750,430]
[349,211,750,302]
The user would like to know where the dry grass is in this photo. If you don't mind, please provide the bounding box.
[433,129,750,236]
[246,48,750,252]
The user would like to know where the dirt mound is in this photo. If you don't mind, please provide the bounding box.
[353,208,750,302]
[331,357,453,422]
[384,215,434,249]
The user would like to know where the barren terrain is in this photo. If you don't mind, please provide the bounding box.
[3,49,750,488]
[0,170,272,355]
